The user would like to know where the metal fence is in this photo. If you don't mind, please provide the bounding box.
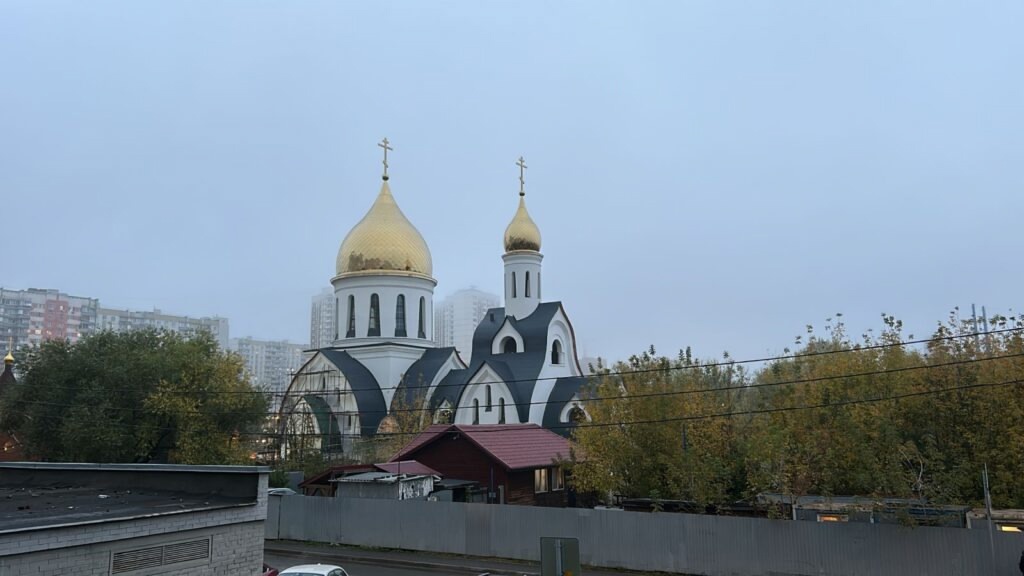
[266,496,1024,575]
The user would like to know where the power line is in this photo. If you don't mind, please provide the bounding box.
[9,351,1023,418]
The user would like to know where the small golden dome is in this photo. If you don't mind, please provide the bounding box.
[336,180,433,278]
[3,351,12,364]
[504,196,542,252]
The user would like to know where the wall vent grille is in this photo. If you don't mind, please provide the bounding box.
[111,538,211,574]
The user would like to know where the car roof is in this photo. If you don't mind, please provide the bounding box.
[280,564,343,575]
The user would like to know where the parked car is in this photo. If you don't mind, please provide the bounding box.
[268,487,298,496]
[262,563,279,576]
[279,564,348,576]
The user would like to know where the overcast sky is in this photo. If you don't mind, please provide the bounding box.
[2,1,1021,363]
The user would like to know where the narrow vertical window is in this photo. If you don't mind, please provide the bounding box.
[395,295,407,337]
[485,385,492,412]
[525,271,531,297]
[334,298,339,340]
[498,398,506,424]
[418,297,426,339]
[368,294,380,337]
[551,340,562,364]
[346,295,356,338]
[473,399,480,424]
[511,272,517,298]
[538,272,541,299]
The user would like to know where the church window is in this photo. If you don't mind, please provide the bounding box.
[538,272,541,299]
[569,406,586,423]
[485,385,492,412]
[346,295,355,338]
[418,297,427,338]
[511,272,517,298]
[334,298,339,340]
[525,271,531,297]
[499,398,506,424]
[473,399,480,424]
[551,340,562,364]
[395,295,407,337]
[501,337,517,354]
[368,294,380,337]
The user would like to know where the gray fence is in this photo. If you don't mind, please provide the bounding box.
[266,496,1023,575]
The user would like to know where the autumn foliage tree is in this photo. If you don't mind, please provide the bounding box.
[0,329,269,464]
[571,311,1024,510]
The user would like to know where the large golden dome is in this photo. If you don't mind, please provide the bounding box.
[336,180,433,278]
[503,196,542,252]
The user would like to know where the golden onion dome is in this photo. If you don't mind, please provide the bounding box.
[3,351,12,364]
[336,180,433,278]
[503,195,542,252]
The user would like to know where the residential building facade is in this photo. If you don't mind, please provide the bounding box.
[98,307,230,349]
[229,337,306,404]
[434,288,500,363]
[310,287,336,350]
[0,288,99,350]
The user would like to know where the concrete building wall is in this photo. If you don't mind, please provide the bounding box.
[268,496,1024,576]
[433,289,500,363]
[97,307,230,350]
[310,287,336,349]
[0,287,98,349]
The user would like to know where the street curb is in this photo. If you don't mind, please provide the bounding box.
[265,544,540,576]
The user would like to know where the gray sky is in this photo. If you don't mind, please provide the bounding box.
[2,1,1021,364]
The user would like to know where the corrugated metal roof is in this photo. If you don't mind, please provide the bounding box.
[391,424,570,471]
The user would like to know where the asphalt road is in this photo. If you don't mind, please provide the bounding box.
[264,552,484,576]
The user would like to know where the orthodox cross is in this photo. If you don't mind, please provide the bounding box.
[516,156,527,197]
[378,138,393,180]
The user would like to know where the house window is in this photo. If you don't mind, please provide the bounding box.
[368,294,381,337]
[817,513,849,523]
[395,295,407,337]
[534,468,549,493]
[473,399,480,424]
[511,272,517,298]
[525,271,531,297]
[551,340,562,364]
[485,385,492,412]
[551,467,564,491]
[502,337,517,354]
[418,297,426,339]
[498,398,506,424]
[346,295,356,338]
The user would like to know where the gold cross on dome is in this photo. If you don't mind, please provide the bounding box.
[516,156,527,197]
[378,138,393,180]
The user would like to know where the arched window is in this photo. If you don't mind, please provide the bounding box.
[525,271,531,297]
[368,294,380,337]
[334,297,339,340]
[569,406,586,423]
[486,385,492,412]
[418,297,427,339]
[538,272,541,299]
[511,272,517,298]
[473,399,480,424]
[395,295,407,337]
[502,337,517,354]
[498,398,506,424]
[346,295,356,338]
[551,340,562,364]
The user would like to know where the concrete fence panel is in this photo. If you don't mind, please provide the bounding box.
[267,497,1024,575]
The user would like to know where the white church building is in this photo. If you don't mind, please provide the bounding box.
[278,145,588,457]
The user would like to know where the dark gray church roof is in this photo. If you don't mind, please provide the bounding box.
[430,302,569,422]
[319,348,386,437]
[543,376,588,437]
[395,347,458,407]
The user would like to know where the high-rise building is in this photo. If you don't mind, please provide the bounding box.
[97,308,230,350]
[309,287,336,349]
[229,337,307,407]
[434,288,500,363]
[0,288,99,350]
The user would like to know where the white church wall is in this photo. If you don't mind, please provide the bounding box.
[528,310,581,424]
[454,366,516,425]
[502,251,543,320]
[490,320,525,355]
[332,274,436,346]
[347,345,426,410]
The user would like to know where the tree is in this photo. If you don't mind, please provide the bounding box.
[0,329,269,464]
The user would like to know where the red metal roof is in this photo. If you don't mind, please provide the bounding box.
[391,424,571,471]
[374,460,440,477]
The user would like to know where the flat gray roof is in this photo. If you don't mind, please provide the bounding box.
[0,462,270,474]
